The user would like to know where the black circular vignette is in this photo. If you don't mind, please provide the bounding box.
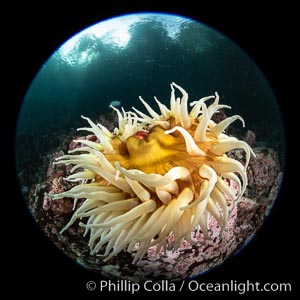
[5,3,296,297]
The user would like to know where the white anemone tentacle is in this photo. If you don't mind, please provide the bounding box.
[165,126,206,156]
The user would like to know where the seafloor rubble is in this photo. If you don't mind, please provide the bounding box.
[25,111,282,281]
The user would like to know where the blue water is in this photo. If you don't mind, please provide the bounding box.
[15,13,285,185]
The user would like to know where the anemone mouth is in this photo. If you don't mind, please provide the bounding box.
[51,82,255,263]
[132,130,150,140]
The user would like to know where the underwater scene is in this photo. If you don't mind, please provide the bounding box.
[15,13,285,281]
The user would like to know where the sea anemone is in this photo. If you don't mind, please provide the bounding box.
[51,82,254,263]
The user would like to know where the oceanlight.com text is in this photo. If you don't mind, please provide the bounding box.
[86,279,292,294]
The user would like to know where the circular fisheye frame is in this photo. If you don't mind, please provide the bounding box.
[15,13,285,281]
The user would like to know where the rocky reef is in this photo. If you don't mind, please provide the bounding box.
[23,111,282,281]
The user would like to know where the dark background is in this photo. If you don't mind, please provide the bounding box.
[5,2,295,297]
